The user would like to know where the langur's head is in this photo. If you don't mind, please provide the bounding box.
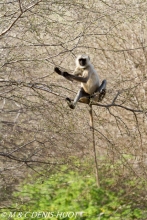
[76,55,90,68]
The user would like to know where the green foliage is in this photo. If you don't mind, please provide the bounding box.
[1,167,145,220]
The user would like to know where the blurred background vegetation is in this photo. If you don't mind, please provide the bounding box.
[0,0,147,219]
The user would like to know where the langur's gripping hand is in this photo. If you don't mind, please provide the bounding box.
[62,72,73,82]
[62,72,70,78]
[54,67,73,82]
[54,67,62,75]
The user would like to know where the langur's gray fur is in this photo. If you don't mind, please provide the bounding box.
[54,55,106,109]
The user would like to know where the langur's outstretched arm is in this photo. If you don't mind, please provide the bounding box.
[54,67,89,83]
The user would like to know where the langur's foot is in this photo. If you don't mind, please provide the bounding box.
[98,89,106,102]
[66,98,75,109]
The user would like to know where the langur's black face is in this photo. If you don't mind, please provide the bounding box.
[79,58,87,67]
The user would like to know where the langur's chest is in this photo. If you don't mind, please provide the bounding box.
[82,70,89,78]
[82,71,95,82]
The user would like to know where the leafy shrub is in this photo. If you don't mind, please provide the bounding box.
[1,166,145,220]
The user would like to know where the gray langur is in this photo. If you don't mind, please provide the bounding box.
[54,55,106,109]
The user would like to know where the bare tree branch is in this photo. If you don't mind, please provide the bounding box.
[0,0,43,37]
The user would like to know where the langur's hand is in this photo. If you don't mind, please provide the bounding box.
[54,67,73,82]
[63,72,73,81]
[54,67,62,75]
[62,72,69,78]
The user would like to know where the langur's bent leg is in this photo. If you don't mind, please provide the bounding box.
[98,80,107,93]
[66,88,89,109]
[91,80,107,102]
[98,80,107,101]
